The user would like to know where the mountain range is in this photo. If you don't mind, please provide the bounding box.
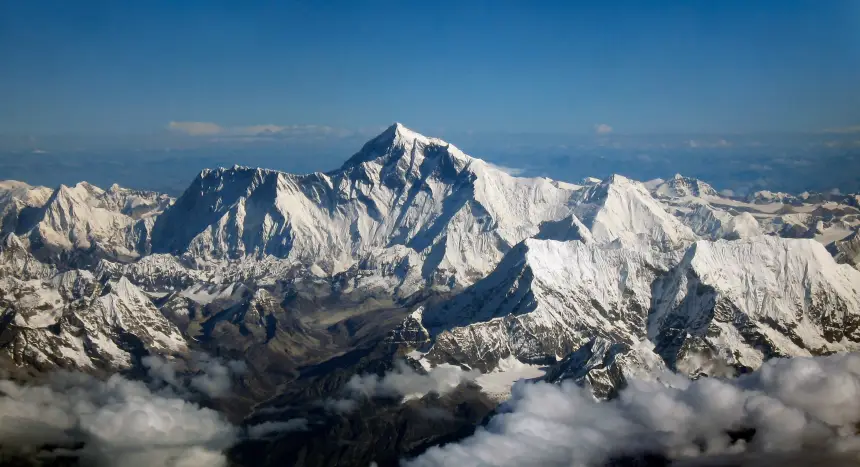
[1,123,859,465]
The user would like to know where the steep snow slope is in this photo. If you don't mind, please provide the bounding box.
[0,233,55,279]
[0,180,53,234]
[650,236,860,374]
[403,233,860,398]
[573,175,698,248]
[651,175,763,240]
[405,238,670,371]
[22,182,173,263]
[152,123,581,285]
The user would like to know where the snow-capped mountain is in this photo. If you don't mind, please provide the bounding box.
[0,180,53,235]
[2,180,174,265]
[402,238,672,372]
[1,122,859,404]
[151,123,579,286]
[653,174,720,199]
[650,236,860,373]
[572,174,698,248]
[403,235,860,400]
[828,231,860,269]
[650,174,859,245]
[0,234,185,372]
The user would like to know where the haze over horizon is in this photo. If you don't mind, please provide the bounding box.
[1,1,859,194]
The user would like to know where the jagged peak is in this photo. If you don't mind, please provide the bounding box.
[73,181,105,196]
[654,173,718,198]
[339,122,470,171]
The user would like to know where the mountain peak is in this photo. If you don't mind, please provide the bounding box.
[378,122,445,148]
[339,122,468,171]
[654,174,718,198]
[388,122,431,144]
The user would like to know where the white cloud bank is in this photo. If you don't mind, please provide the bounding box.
[346,362,479,401]
[0,372,236,467]
[405,353,860,467]
[143,352,247,399]
[0,354,249,466]
[311,361,479,416]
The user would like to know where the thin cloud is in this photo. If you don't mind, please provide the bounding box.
[247,419,309,439]
[594,123,613,135]
[485,162,526,176]
[317,361,479,415]
[168,121,224,136]
[687,138,732,149]
[167,121,348,139]
[822,125,860,134]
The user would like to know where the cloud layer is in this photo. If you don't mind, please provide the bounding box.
[0,372,236,467]
[406,353,860,467]
[167,121,346,139]
[0,354,248,466]
[345,361,479,402]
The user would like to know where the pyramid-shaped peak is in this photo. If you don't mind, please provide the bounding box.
[656,174,718,198]
[340,122,468,170]
[381,122,439,146]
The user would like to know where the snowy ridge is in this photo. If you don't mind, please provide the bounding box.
[411,238,668,371]
[19,181,173,264]
[650,236,860,373]
[650,174,858,243]
[403,234,860,398]
[573,174,698,248]
[0,180,53,235]
[828,230,860,269]
[543,337,667,398]
[151,123,581,286]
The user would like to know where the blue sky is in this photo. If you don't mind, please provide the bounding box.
[1,0,858,137]
[1,1,859,195]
